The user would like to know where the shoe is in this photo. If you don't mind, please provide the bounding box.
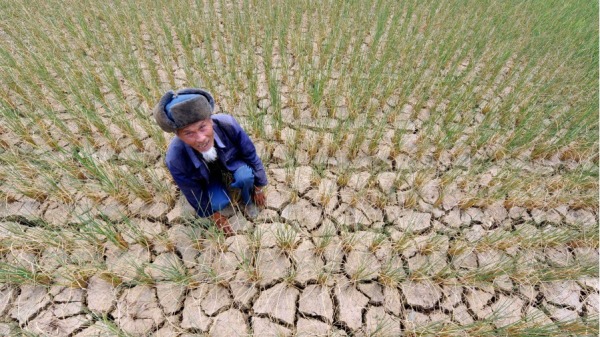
[244,202,259,220]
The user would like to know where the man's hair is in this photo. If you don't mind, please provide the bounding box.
[153,88,215,133]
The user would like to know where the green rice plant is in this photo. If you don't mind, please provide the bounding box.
[416,235,447,256]
[0,262,51,286]
[1,221,76,254]
[348,259,376,285]
[0,151,76,204]
[118,218,154,249]
[340,231,358,253]
[378,260,405,288]
[313,227,335,256]
[245,226,263,255]
[372,190,392,210]
[274,224,299,252]
[282,267,298,286]
[347,131,365,161]
[133,106,167,149]
[245,100,267,141]
[335,165,353,188]
[182,220,208,251]
[77,215,128,250]
[1,161,50,203]
[118,171,154,204]
[238,253,261,284]
[392,231,415,254]
[111,113,145,151]
[57,266,97,289]
[324,122,344,158]
[406,254,447,283]
[72,148,130,203]
[447,240,473,263]
[510,259,599,286]
[402,315,598,337]
[120,260,154,286]
[366,123,387,156]
[148,258,191,286]
[87,312,135,337]
[346,185,368,210]
[203,223,229,253]
[368,233,388,253]
[316,266,334,286]
[310,163,328,187]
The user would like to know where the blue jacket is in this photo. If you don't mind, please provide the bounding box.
[165,114,268,217]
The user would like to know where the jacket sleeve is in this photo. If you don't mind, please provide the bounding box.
[166,160,213,218]
[227,116,268,187]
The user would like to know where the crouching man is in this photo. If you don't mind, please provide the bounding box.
[153,88,267,235]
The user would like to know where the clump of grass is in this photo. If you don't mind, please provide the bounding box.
[378,260,405,288]
[98,271,123,287]
[417,234,446,256]
[368,233,388,253]
[314,233,335,256]
[78,216,129,250]
[447,239,470,257]
[238,255,261,284]
[203,225,229,253]
[246,227,263,254]
[316,267,334,286]
[199,265,230,288]
[0,262,52,286]
[348,260,375,285]
[392,231,414,254]
[60,268,95,289]
[274,224,299,252]
[341,231,358,253]
[184,220,210,251]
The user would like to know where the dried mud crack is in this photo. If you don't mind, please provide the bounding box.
[0,195,597,336]
[0,0,598,336]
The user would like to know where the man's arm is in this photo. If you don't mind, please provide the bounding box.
[227,116,268,187]
[166,163,212,218]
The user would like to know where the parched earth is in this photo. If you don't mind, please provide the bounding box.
[0,0,597,335]
[0,170,597,336]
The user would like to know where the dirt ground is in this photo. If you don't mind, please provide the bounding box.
[0,171,598,336]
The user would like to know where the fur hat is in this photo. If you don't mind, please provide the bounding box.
[153,88,215,133]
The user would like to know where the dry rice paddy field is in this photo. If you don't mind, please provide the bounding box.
[0,0,598,336]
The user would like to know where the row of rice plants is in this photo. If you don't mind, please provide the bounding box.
[0,0,597,213]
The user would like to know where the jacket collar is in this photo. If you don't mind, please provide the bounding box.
[214,129,225,148]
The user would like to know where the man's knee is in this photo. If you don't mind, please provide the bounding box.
[234,165,254,187]
[208,184,231,212]
[211,195,230,211]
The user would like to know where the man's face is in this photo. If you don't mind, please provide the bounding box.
[176,119,214,153]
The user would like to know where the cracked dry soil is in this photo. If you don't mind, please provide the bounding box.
[0,178,597,336]
[0,2,597,334]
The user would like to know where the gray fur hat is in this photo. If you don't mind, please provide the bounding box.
[153,88,215,133]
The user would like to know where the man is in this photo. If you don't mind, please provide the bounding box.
[153,88,267,235]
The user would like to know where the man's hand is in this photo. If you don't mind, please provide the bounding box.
[211,212,234,236]
[253,186,266,208]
